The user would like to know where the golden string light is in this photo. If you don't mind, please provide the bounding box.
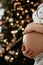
[11,30,18,34]
[31,2,34,4]
[9,57,14,62]
[3,39,7,43]
[10,23,13,26]
[9,50,15,55]
[27,0,30,3]
[15,52,18,56]
[4,55,10,61]
[30,8,35,13]
[25,9,28,13]
[16,12,20,16]
[19,16,22,19]
[9,18,13,22]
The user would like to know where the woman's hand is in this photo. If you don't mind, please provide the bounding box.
[22,44,34,59]
[23,22,43,35]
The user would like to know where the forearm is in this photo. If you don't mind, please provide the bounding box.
[33,23,43,34]
[23,22,43,35]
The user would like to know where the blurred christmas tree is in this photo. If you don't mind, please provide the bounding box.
[0,0,39,65]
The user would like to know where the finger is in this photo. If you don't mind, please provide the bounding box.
[27,50,33,55]
[23,49,29,55]
[26,52,34,59]
[21,45,26,51]
[29,54,34,58]
[28,53,34,57]
[24,53,34,58]
[23,50,34,58]
[28,55,34,59]
[28,50,34,58]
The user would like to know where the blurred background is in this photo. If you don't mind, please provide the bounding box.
[0,0,39,65]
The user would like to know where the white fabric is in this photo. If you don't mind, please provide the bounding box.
[32,3,43,24]
[34,53,43,65]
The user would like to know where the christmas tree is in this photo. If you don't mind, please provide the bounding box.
[0,0,39,65]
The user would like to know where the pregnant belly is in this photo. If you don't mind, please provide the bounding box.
[23,32,43,56]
